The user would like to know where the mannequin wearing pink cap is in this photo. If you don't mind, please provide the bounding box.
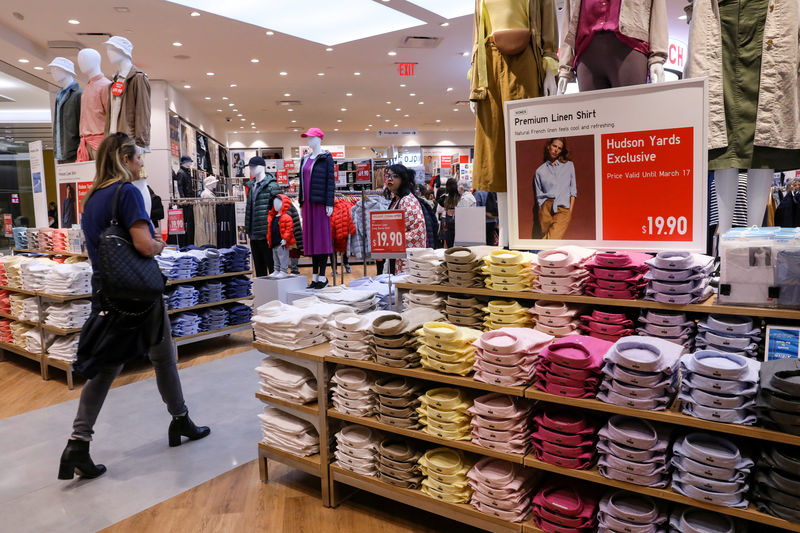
[299,128,335,289]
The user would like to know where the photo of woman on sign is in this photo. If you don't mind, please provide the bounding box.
[534,138,576,239]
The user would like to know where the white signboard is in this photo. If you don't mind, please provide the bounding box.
[377,129,418,137]
[55,161,94,183]
[28,141,49,228]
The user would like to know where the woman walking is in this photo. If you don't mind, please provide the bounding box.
[58,133,209,480]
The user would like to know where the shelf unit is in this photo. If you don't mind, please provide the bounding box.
[13,248,88,258]
[253,342,332,507]
[165,270,252,286]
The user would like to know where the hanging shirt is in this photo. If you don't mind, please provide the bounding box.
[80,74,111,136]
[573,0,649,65]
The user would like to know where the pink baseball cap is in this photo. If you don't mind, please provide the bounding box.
[300,127,324,140]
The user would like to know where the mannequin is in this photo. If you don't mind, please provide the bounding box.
[76,49,111,162]
[103,36,151,151]
[201,175,217,199]
[48,57,82,164]
[557,0,668,94]
[176,156,194,197]
[687,0,800,233]
[244,156,281,277]
[469,0,559,193]
[268,196,289,278]
[298,128,335,289]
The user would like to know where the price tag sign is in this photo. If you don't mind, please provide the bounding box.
[111,81,125,96]
[283,159,295,171]
[440,155,452,169]
[276,169,288,185]
[168,208,185,235]
[3,214,12,238]
[356,161,371,183]
[370,210,405,259]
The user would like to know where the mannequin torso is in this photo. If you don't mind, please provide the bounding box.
[77,48,111,161]
[50,61,82,163]
[104,40,151,150]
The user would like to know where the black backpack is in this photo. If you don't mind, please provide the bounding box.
[414,195,440,249]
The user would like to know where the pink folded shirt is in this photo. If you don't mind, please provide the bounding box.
[533,484,598,527]
[473,327,552,355]
[540,334,612,370]
[532,301,582,317]
[537,358,600,380]
[537,246,596,268]
[586,251,652,270]
[580,310,634,325]
[468,393,532,419]
[474,347,538,366]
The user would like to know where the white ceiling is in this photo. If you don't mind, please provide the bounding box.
[0,0,691,138]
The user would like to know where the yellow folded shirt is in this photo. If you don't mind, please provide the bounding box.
[485,250,525,265]
[418,388,472,411]
[418,345,476,364]
[423,474,470,492]
[424,417,471,433]
[418,447,471,475]
[422,424,473,441]
[421,481,472,503]
[484,300,527,314]
[420,357,474,376]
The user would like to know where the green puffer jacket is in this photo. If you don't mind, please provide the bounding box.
[245,174,281,239]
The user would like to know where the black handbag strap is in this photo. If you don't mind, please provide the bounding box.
[110,181,125,227]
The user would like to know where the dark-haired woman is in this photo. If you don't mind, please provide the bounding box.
[534,137,576,239]
[386,164,425,273]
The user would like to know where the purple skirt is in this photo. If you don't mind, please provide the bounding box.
[301,201,332,255]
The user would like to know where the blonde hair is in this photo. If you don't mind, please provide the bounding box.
[81,132,138,210]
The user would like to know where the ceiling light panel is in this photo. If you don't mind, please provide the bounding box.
[163,0,425,46]
[403,0,472,18]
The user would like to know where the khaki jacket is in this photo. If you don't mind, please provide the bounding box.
[105,66,151,148]
[469,0,559,101]
[686,0,800,150]
[559,0,668,80]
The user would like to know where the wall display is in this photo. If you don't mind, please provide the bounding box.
[505,79,707,251]
[231,151,246,178]
[181,123,196,168]
[765,325,800,361]
[169,115,181,157]
[209,141,219,175]
[195,132,212,173]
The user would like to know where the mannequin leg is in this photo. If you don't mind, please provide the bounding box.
[576,33,647,92]
[745,168,774,227]
[316,254,328,279]
[714,168,739,234]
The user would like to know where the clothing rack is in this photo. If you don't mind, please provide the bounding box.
[169,197,239,205]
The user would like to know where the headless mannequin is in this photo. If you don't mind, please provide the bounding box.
[270,196,289,277]
[50,64,82,164]
[76,49,111,161]
[201,176,217,199]
[303,136,333,288]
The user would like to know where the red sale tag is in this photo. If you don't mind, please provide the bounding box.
[283,159,295,171]
[370,210,405,256]
[356,161,371,183]
[440,155,452,169]
[276,169,288,186]
[167,208,185,235]
[3,214,12,238]
[111,81,125,96]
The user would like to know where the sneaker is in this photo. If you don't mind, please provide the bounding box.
[316,278,329,289]
[345,264,351,274]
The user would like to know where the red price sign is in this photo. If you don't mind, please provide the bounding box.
[111,81,125,96]
[76,182,92,215]
[171,141,180,157]
[440,155,452,169]
[168,208,185,235]
[3,214,11,238]
[289,184,296,193]
[283,159,295,171]
[276,169,288,185]
[356,161,371,183]
[370,210,405,257]
[602,127,694,241]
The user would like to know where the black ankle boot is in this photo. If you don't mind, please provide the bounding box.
[58,439,107,480]
[168,413,210,447]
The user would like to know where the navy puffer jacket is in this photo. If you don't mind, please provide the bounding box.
[299,151,335,208]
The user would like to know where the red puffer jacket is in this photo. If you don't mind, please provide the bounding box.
[266,194,297,248]
[331,199,356,253]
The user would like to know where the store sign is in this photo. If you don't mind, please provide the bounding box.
[168,209,185,235]
[3,214,12,238]
[10,193,19,204]
[56,161,94,183]
[283,159,295,171]
[29,140,49,228]
[459,155,470,164]
[377,129,418,137]
[667,39,687,74]
[276,169,288,185]
[356,161,371,183]
[504,78,707,252]
[765,326,800,361]
[440,155,453,169]
[370,211,406,258]
[289,184,296,193]
[76,182,92,216]
[396,62,416,76]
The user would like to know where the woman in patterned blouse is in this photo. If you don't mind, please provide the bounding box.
[386,164,426,273]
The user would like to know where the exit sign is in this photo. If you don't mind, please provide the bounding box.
[397,63,416,76]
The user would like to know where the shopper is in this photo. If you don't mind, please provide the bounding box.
[437,177,460,248]
[534,137,577,239]
[59,132,209,481]
[474,190,499,245]
[458,180,477,207]
[386,164,426,273]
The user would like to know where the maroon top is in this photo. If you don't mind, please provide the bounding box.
[573,0,649,65]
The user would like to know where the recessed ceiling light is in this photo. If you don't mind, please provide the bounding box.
[291,120,296,123]
[317,72,325,76]
[230,83,237,87]
[364,128,369,131]
[386,101,391,104]
[173,42,183,47]
[240,118,246,121]
[183,84,191,88]
[334,128,339,131]
[326,47,334,52]
[384,119,390,122]
[337,119,343,122]
[440,22,449,27]
[114,7,130,12]
[395,108,401,111]
[68,19,80,24]
[228,103,235,106]
[446,87,454,92]
[287,108,294,112]
[217,109,222,112]
[400,84,406,87]
[251,122,255,125]
[190,11,200,16]
[409,93,416,96]
[368,124,373,127]
[251,126,256,129]
[376,114,381,117]
[266,30,275,35]
[452,108,458,111]
[403,114,409,117]
[678,14,687,20]
[393,124,398,127]
[418,101,424,104]
[222,96,229,100]
[33,66,43,70]
[18,59,29,63]
[204,96,211,100]
[232,109,238,112]
[460,51,469,57]
[237,113,243,116]
[294,128,299,132]
[388,51,397,56]
[206,72,215,76]
[346,92,352,96]
[340,107,347,111]
[250,58,260,63]
[354,72,361,76]
[284,93,291,96]
[279,71,288,76]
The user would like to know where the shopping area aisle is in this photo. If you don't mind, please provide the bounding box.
[0,349,263,533]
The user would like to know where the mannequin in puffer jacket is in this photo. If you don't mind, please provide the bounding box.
[266,194,299,276]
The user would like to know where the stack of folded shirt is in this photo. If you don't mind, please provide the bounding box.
[531,408,599,469]
[418,447,474,503]
[169,312,201,337]
[402,289,445,313]
[757,357,800,434]
[371,307,443,369]
[671,432,753,508]
[47,333,81,362]
[223,276,253,298]
[317,285,379,313]
[38,228,54,251]
[417,321,482,376]
[253,301,328,348]
[579,309,635,343]
[219,245,251,272]
[9,293,30,319]
[636,309,697,350]
[258,407,319,456]
[19,297,43,322]
[196,281,224,304]
[348,274,400,310]
[417,387,473,441]
[598,336,683,411]
[752,444,800,522]
[482,250,536,292]
[467,457,537,522]
[482,300,532,330]
[167,285,199,310]
[0,319,12,343]
[443,247,485,288]
[10,321,33,348]
[373,376,422,429]
[598,415,671,487]
[4,256,31,289]
[468,393,533,454]
[12,227,28,249]
[52,229,69,253]
[0,262,7,287]
[23,327,54,354]
[533,246,595,295]
[695,315,761,358]
[598,491,668,533]
[585,251,652,299]
[224,302,252,325]
[198,307,228,332]
[443,294,483,328]
[644,251,715,304]
[404,248,446,285]
[329,313,375,360]
[184,247,223,276]
[376,438,423,489]
[44,300,91,329]
[42,262,92,295]
[155,250,198,280]
[255,357,317,404]
[535,335,611,398]
[531,481,598,533]
[0,291,9,314]
[472,327,552,387]
[668,506,739,533]
[67,228,85,254]
[529,301,582,338]
[334,424,383,476]
[679,350,759,425]
[20,260,55,291]
[330,367,376,417]
[26,229,39,250]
